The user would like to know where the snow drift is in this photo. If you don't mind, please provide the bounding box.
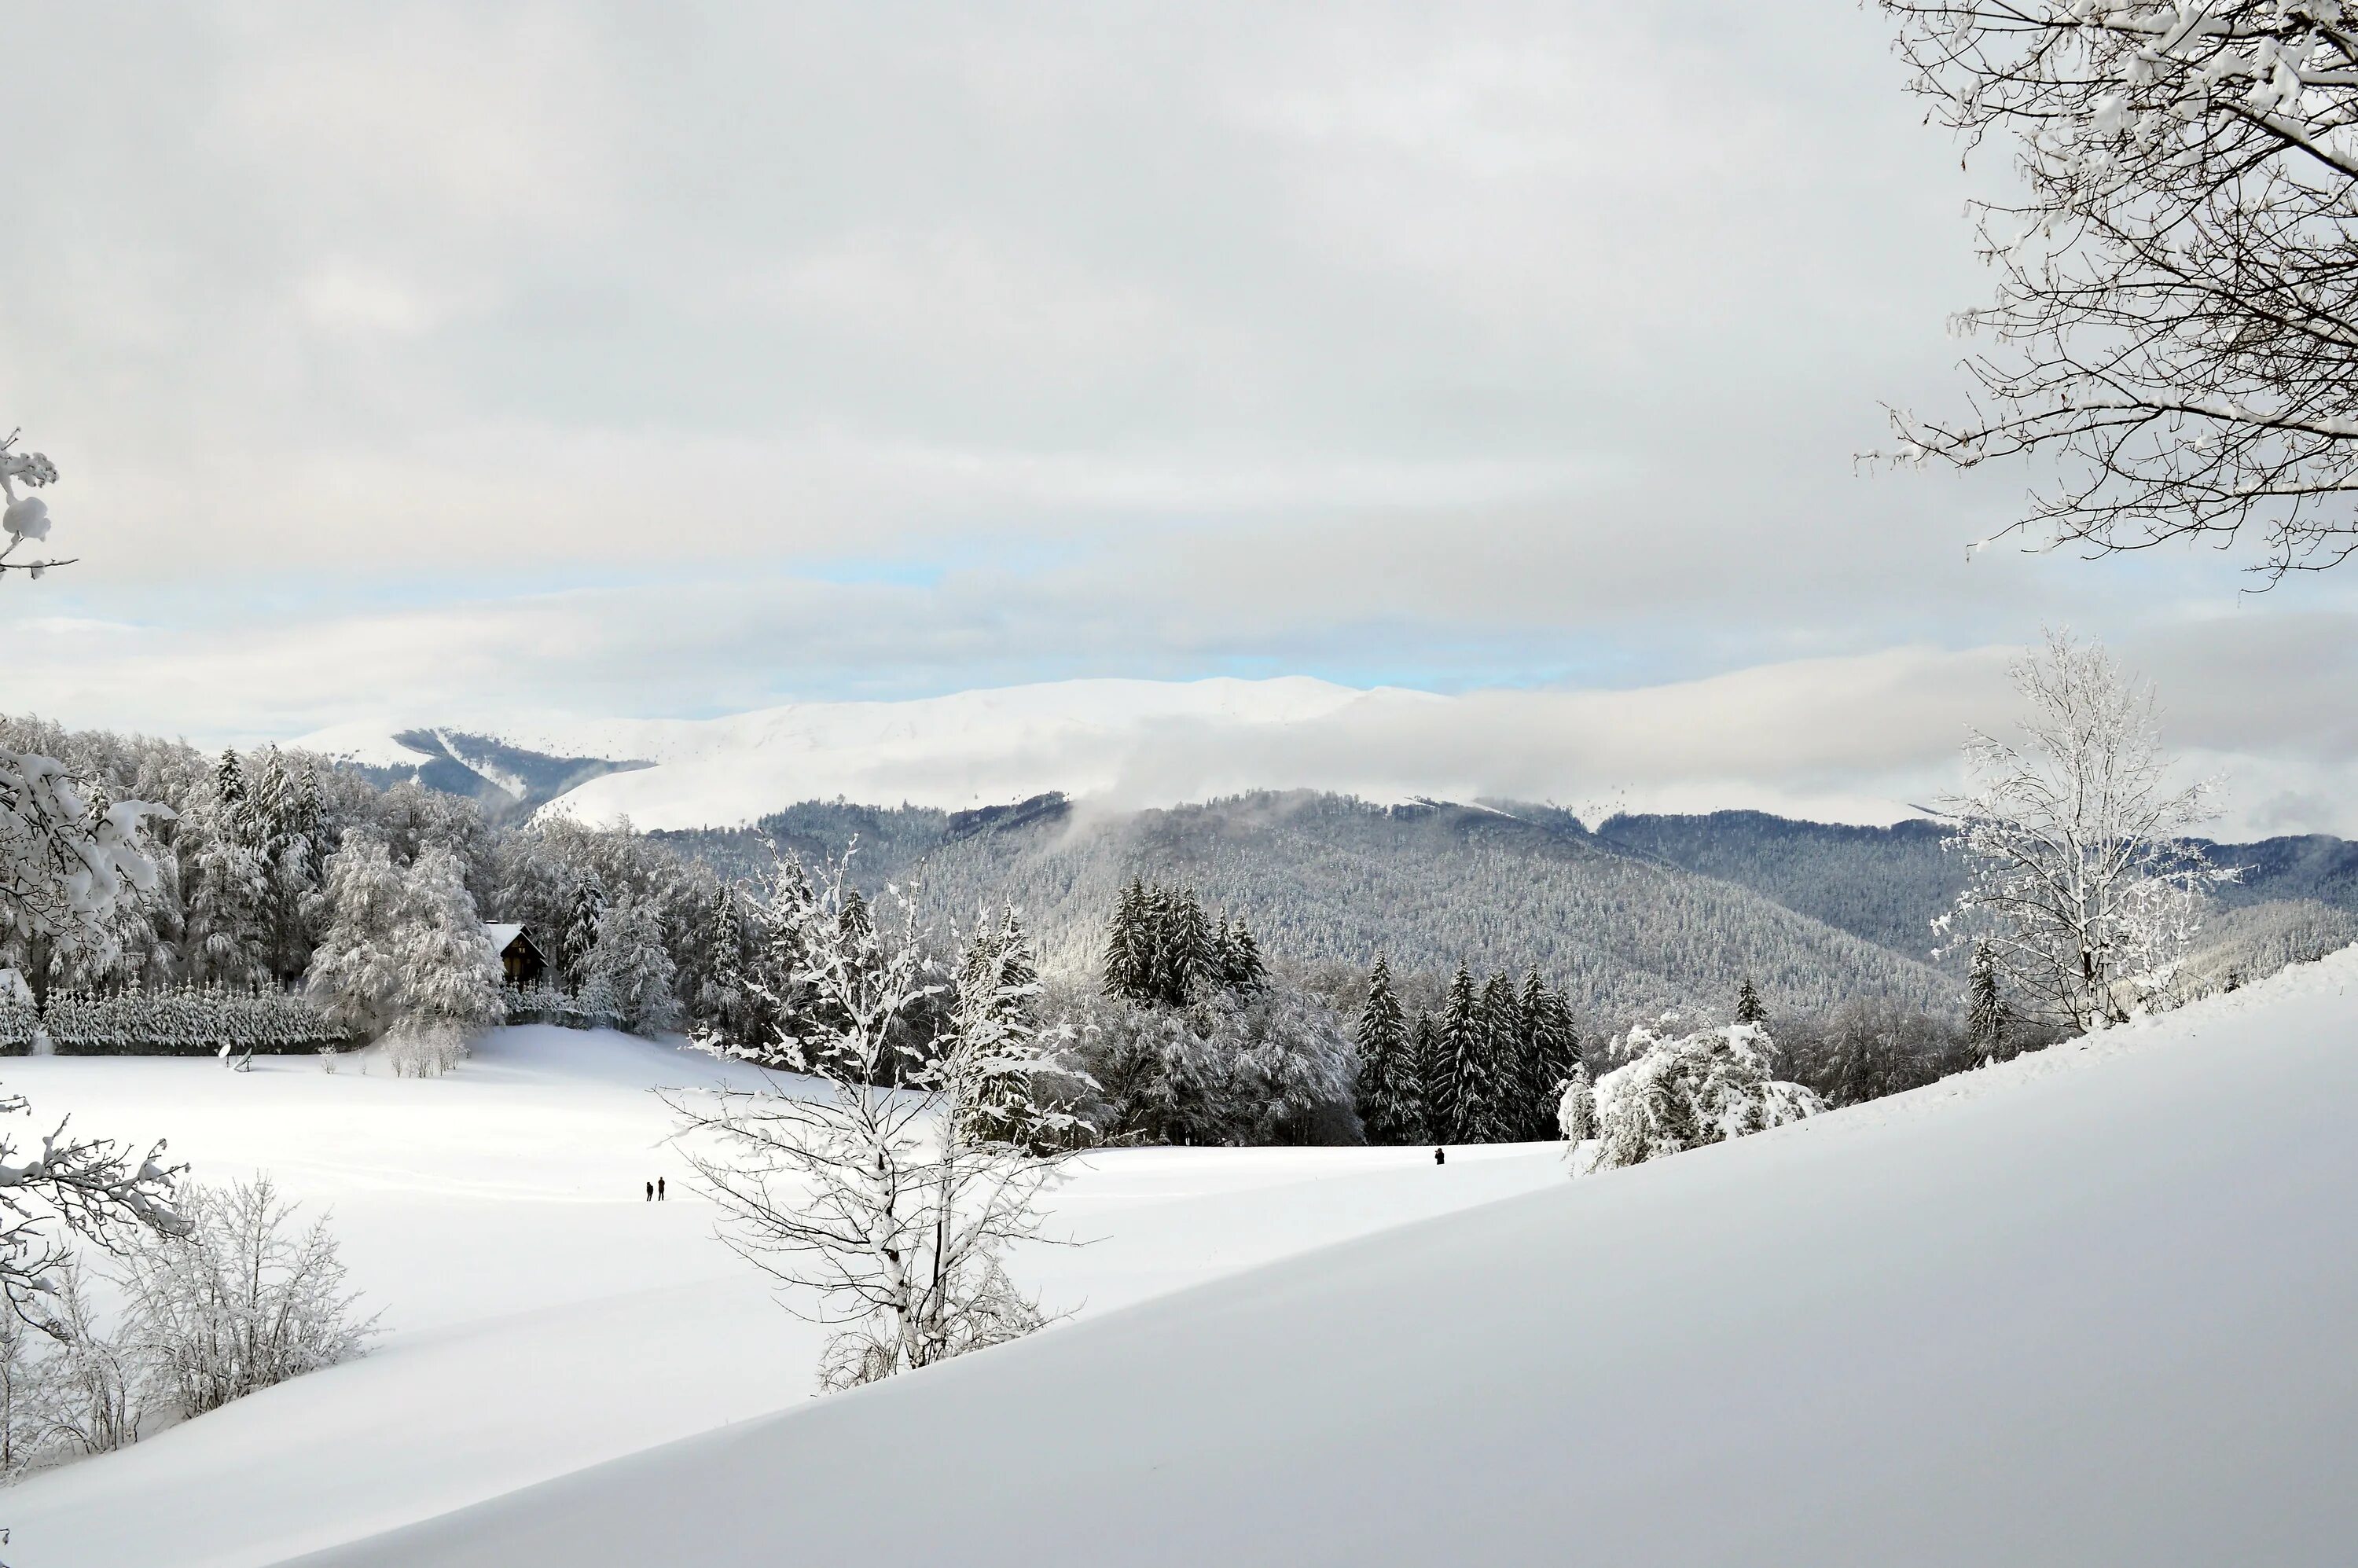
[289,950,2358,1567]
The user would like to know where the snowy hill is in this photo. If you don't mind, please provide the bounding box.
[269,949,2358,1568]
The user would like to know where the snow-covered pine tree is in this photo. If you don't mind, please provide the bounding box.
[1156,888,1216,1008]
[560,871,607,989]
[1102,879,1152,1004]
[1967,939,2004,1066]
[1517,969,1578,1140]
[1353,957,1420,1144]
[1437,966,1483,1143]
[305,836,412,1040]
[949,906,1057,1151]
[1412,1010,1446,1144]
[1735,978,1768,1026]
[1222,916,1267,996]
[1459,971,1519,1144]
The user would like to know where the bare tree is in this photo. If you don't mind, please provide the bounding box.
[667,854,1076,1391]
[1881,1,2358,577]
[1934,630,2231,1029]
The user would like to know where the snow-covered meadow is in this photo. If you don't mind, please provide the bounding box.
[0,1027,1556,1567]
[5,949,2354,1565]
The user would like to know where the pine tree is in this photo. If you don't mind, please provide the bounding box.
[1353,958,1420,1144]
[1516,969,1578,1140]
[1460,971,1519,1144]
[953,907,1048,1149]
[1735,978,1768,1026]
[1156,889,1215,1007]
[1438,965,1483,1143]
[562,872,607,988]
[1101,879,1151,1004]
[1412,1012,1446,1144]
[1222,917,1267,996]
[1967,940,2005,1065]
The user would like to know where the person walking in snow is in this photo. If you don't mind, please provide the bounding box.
[1434,1148,1445,1166]
[657,1177,666,1202]
[645,1180,653,1202]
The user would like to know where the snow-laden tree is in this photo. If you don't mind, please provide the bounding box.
[1967,939,2007,1064]
[668,861,1075,1391]
[583,892,681,1037]
[306,837,500,1059]
[1881,0,2358,576]
[116,1174,376,1420]
[0,439,186,1327]
[1583,1021,1824,1173]
[1934,630,2230,1030]
[1353,958,1423,1144]
[1555,1059,1597,1146]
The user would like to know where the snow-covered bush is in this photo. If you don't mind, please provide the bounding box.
[0,968,36,1054]
[117,1174,376,1419]
[40,1255,143,1456]
[382,1018,469,1078]
[1581,1022,1823,1173]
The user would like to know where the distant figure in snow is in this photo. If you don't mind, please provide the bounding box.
[645,1181,653,1202]
[1434,1148,1445,1166]
[658,1177,667,1202]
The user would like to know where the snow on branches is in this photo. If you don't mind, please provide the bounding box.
[668,850,1077,1390]
[1881,0,2358,575]
[0,431,70,580]
[1576,1020,1822,1173]
[1934,630,2231,1029]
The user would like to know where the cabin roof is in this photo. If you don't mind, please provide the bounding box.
[485,923,535,955]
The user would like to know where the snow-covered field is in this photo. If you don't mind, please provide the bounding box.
[0,1027,1555,1568]
[9,949,2358,1566]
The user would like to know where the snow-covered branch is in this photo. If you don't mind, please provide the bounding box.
[1879,1,2358,576]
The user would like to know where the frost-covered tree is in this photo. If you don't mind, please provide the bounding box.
[1555,1059,1596,1146]
[1934,631,2231,1030]
[1434,967,1482,1141]
[584,893,681,1037]
[1412,1010,1447,1144]
[1735,979,1768,1026]
[1353,958,1422,1144]
[304,837,410,1040]
[306,838,499,1059]
[949,907,1055,1149]
[0,442,187,1324]
[1967,939,2006,1065]
[116,1174,376,1420]
[670,863,1075,1390]
[1518,971,1579,1140]
[1881,0,2358,576]
[1585,1022,1824,1173]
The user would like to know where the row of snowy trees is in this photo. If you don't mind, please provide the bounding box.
[1352,959,1578,1146]
[1100,879,1266,1007]
[12,983,343,1056]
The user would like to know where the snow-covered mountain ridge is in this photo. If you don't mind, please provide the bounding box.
[300,677,1431,830]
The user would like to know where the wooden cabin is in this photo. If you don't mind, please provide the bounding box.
[485,923,549,986]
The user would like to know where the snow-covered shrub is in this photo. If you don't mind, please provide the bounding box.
[382,1017,468,1078]
[34,981,346,1056]
[0,968,39,1055]
[1555,1060,1596,1144]
[505,980,587,1027]
[41,1255,144,1456]
[1584,1022,1823,1173]
[117,1174,376,1420]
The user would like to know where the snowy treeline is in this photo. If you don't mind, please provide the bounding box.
[0,717,742,1054]
[0,1176,373,1477]
[1349,960,1578,1147]
[15,983,343,1056]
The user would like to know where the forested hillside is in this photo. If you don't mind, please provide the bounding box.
[659,794,2358,1022]
[667,794,1959,1019]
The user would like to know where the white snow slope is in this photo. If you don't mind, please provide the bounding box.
[0,1027,1556,1568]
[280,949,2358,1568]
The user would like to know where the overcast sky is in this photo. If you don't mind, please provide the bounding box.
[2,3,2351,834]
